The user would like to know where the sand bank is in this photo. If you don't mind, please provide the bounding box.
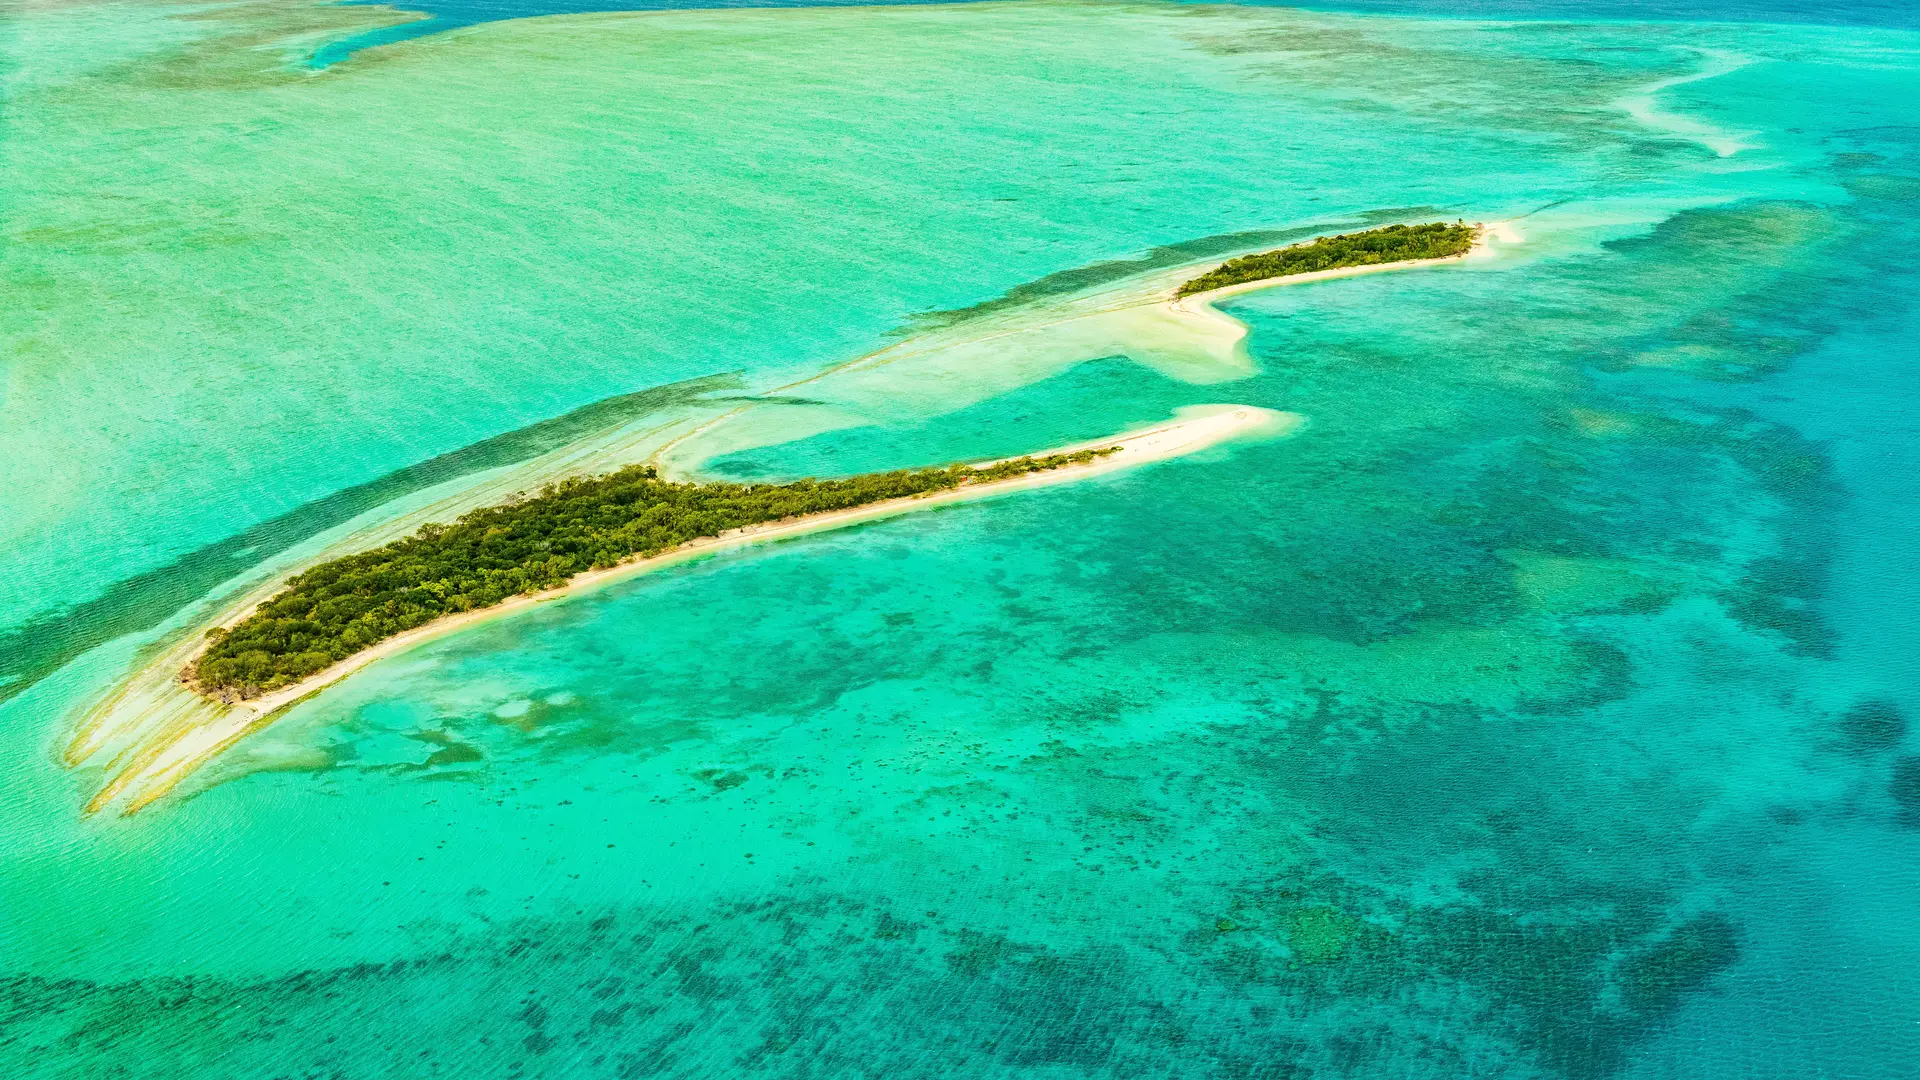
[653,222,1506,474]
[1613,49,1756,158]
[71,404,1294,815]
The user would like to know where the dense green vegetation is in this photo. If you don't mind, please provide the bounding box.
[1176,222,1476,297]
[191,448,1117,696]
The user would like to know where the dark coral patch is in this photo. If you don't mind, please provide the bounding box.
[1837,700,1908,754]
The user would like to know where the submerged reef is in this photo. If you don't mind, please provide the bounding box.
[1892,757,1920,825]
[1837,699,1908,754]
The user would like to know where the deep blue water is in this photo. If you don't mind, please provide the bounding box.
[1285,0,1920,29]
[313,0,972,65]
[318,0,1920,65]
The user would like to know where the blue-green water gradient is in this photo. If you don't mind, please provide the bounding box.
[2,2,1918,1077]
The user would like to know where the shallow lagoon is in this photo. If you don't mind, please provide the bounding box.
[2,1,1917,1076]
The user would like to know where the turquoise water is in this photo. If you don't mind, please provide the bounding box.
[3,1,1919,1076]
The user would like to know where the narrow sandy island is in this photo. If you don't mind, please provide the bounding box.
[1173,221,1509,315]
[1178,250,1468,308]
[73,404,1294,815]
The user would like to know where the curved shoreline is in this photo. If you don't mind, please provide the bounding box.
[76,405,1295,815]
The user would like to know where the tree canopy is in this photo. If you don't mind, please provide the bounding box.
[1177,222,1475,297]
[191,448,1116,696]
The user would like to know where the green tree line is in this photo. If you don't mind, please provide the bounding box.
[1176,222,1475,297]
[192,447,1117,696]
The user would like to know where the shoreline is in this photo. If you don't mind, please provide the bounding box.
[80,404,1295,815]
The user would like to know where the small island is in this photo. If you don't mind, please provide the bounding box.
[68,406,1282,816]
[1176,221,1477,297]
[189,448,1117,699]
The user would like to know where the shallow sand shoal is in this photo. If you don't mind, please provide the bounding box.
[650,222,1508,475]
